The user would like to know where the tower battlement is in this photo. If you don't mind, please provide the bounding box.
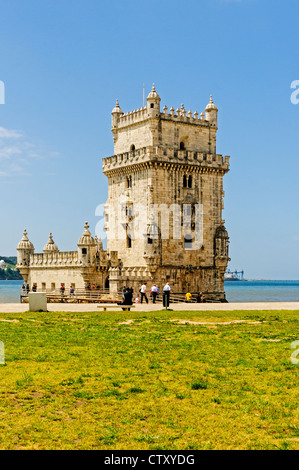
[111,85,219,156]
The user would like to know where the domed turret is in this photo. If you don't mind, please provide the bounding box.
[78,222,96,265]
[147,83,161,117]
[111,99,123,128]
[43,233,59,253]
[17,230,34,267]
[78,222,95,246]
[17,229,34,251]
[205,95,218,126]
[215,225,229,259]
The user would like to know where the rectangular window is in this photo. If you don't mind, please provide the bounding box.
[127,234,132,248]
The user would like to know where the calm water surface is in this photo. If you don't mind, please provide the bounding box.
[0,280,24,303]
[225,280,299,302]
[1,280,299,303]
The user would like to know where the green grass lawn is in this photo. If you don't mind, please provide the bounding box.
[0,309,298,450]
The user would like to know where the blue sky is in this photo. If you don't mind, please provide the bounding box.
[0,0,299,279]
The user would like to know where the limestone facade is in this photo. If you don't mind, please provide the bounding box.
[16,85,230,300]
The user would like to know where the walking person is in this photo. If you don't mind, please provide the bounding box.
[140,282,148,304]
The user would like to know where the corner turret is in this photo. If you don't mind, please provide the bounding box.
[205,95,218,127]
[17,229,35,283]
[77,222,96,266]
[111,99,123,128]
[147,84,161,118]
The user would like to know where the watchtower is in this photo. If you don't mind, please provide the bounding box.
[103,84,230,300]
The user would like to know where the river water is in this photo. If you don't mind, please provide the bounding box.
[1,279,299,303]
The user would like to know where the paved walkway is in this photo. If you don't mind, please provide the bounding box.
[0,302,299,313]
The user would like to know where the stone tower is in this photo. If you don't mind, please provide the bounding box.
[103,84,230,300]
[17,230,35,284]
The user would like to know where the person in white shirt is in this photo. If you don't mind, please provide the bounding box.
[150,284,158,303]
[140,282,148,304]
[163,282,171,306]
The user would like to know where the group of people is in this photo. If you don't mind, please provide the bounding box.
[117,282,172,308]
[21,283,30,294]
[22,281,206,305]
[185,292,206,303]
[137,282,171,304]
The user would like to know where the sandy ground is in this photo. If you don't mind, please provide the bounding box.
[0,301,299,313]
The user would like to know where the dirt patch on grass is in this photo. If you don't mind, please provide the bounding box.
[118,319,135,325]
[0,318,20,323]
[170,319,264,326]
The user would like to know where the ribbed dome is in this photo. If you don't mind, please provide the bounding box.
[17,230,34,251]
[112,99,123,114]
[43,233,59,253]
[78,222,96,246]
[147,83,160,101]
[205,95,218,111]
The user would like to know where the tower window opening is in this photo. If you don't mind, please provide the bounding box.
[148,237,153,244]
[127,233,132,248]
[180,141,185,150]
[126,175,132,188]
[188,175,192,188]
[183,174,187,188]
[150,103,154,108]
[82,248,87,255]
[130,144,135,151]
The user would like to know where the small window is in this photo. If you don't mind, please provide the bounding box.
[188,175,192,188]
[42,283,46,291]
[148,237,153,244]
[126,175,132,188]
[150,103,154,108]
[51,283,55,291]
[82,248,87,255]
[180,141,185,150]
[130,144,135,151]
[127,234,132,248]
[183,175,187,188]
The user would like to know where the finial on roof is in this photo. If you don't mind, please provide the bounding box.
[112,99,123,114]
[205,94,218,111]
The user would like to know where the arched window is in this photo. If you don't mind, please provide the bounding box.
[82,248,87,255]
[183,174,187,188]
[180,141,185,150]
[188,175,192,188]
[130,144,135,151]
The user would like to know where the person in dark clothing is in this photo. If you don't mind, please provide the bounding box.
[118,288,133,311]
